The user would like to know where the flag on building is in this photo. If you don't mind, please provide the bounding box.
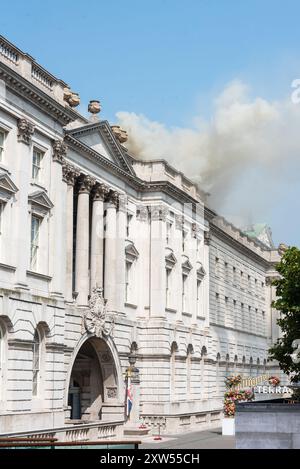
[126,383,133,418]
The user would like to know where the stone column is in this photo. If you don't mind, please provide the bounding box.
[149,205,168,319]
[174,214,184,323]
[203,230,210,328]
[116,194,127,314]
[104,190,119,313]
[90,183,109,291]
[14,118,35,290]
[75,174,95,306]
[49,141,68,298]
[62,162,80,302]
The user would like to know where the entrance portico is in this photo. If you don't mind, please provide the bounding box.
[66,335,124,423]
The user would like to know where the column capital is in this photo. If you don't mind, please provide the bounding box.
[93,182,110,202]
[106,189,120,208]
[175,213,184,230]
[150,205,168,222]
[52,139,67,164]
[78,174,96,194]
[136,205,149,222]
[62,163,80,186]
[17,118,35,145]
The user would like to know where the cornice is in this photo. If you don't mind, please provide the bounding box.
[0,61,78,125]
[210,223,270,267]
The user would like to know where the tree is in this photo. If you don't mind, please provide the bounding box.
[269,246,300,394]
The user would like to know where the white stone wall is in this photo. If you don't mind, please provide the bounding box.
[0,38,285,438]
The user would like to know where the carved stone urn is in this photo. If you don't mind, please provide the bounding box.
[88,100,101,114]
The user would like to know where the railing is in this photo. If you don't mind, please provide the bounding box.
[0,420,124,442]
[31,64,53,90]
[0,437,140,449]
[0,40,19,64]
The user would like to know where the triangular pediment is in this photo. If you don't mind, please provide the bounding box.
[0,171,18,201]
[182,258,193,273]
[196,262,206,280]
[66,120,135,176]
[165,250,177,268]
[28,190,53,213]
[125,242,139,262]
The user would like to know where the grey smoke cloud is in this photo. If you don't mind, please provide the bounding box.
[116,80,300,230]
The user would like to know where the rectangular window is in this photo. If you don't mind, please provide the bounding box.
[215,257,220,277]
[197,279,201,315]
[126,213,133,238]
[32,148,43,182]
[30,215,41,270]
[0,131,5,162]
[182,230,187,252]
[166,222,172,245]
[224,262,228,280]
[166,268,171,307]
[125,261,131,302]
[182,274,187,311]
[233,266,237,285]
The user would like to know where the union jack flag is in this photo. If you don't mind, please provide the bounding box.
[126,383,133,418]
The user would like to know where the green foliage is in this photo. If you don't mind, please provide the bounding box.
[269,247,300,383]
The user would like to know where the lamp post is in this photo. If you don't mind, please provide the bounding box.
[124,351,140,424]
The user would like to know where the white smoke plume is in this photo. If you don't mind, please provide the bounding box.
[116,80,300,230]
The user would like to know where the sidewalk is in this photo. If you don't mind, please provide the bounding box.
[140,428,235,449]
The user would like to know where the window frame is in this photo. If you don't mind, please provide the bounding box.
[32,147,44,183]
[30,214,42,271]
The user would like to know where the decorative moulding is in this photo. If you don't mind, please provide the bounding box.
[125,242,139,263]
[165,250,177,269]
[28,190,54,217]
[0,171,18,202]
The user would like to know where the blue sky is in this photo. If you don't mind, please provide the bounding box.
[1,0,300,246]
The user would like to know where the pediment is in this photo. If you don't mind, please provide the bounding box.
[165,250,177,268]
[182,258,193,273]
[125,242,139,262]
[66,120,135,175]
[0,171,18,201]
[28,190,53,215]
[197,262,206,280]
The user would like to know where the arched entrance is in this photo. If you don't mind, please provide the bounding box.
[67,336,122,422]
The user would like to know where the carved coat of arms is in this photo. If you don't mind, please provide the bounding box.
[84,287,114,337]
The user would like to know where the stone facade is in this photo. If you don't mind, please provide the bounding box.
[0,36,284,438]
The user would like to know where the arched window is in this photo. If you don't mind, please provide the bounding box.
[186,344,193,398]
[170,342,178,402]
[32,324,48,399]
[32,329,41,397]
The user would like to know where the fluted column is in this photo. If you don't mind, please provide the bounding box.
[90,183,109,291]
[116,194,127,314]
[62,162,80,302]
[75,174,95,306]
[104,190,119,312]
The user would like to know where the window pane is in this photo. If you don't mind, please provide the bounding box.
[31,216,40,269]
[32,149,42,181]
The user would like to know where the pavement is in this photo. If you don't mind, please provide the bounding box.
[140,428,235,449]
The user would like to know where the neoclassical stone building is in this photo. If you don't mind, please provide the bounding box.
[0,36,283,439]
